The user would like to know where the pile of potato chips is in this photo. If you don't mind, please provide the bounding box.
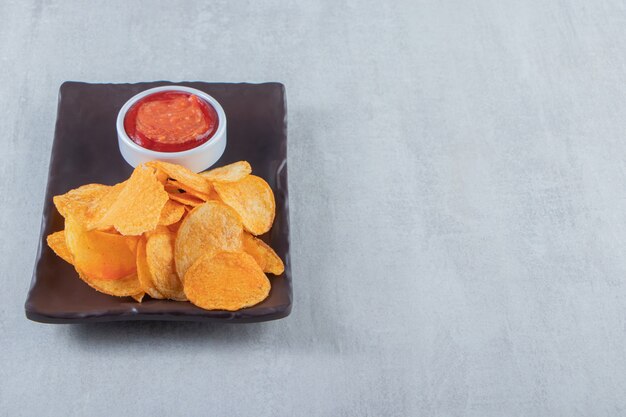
[47,161,284,311]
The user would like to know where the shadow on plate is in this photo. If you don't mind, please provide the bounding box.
[66,320,273,352]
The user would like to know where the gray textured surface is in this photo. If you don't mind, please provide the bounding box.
[1,0,626,416]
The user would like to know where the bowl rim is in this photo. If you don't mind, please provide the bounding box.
[116,85,227,158]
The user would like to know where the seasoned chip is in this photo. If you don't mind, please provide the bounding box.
[242,233,284,275]
[65,217,138,281]
[158,200,185,226]
[131,292,145,302]
[146,229,186,301]
[213,175,275,235]
[184,251,270,311]
[155,169,169,184]
[175,201,243,280]
[95,164,169,235]
[46,230,73,265]
[136,237,164,299]
[76,268,142,297]
[164,183,182,193]
[200,161,251,182]
[207,188,221,201]
[91,182,129,225]
[53,183,108,218]
[149,224,173,236]
[167,179,211,201]
[124,232,140,254]
[167,217,184,233]
[53,182,125,229]
[146,160,212,195]
[168,192,205,207]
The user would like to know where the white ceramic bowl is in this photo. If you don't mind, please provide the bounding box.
[116,86,227,172]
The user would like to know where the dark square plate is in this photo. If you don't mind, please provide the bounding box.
[25,81,291,323]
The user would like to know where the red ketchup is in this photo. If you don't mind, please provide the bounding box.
[124,91,219,152]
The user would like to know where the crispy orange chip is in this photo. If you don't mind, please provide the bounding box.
[214,175,275,235]
[149,224,173,236]
[167,179,211,200]
[167,216,185,233]
[53,183,108,218]
[91,182,129,227]
[146,160,212,195]
[132,292,145,302]
[53,182,126,230]
[164,183,182,193]
[136,237,164,299]
[95,164,169,235]
[124,232,140,255]
[76,268,142,297]
[168,192,205,207]
[158,200,185,226]
[46,230,73,265]
[184,251,270,311]
[155,169,169,184]
[65,217,138,281]
[200,161,251,182]
[207,189,221,201]
[147,229,186,301]
[175,201,243,280]
[242,233,284,275]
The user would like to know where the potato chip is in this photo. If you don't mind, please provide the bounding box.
[124,232,140,254]
[214,175,275,235]
[53,183,108,217]
[46,230,73,265]
[53,182,125,229]
[95,164,169,235]
[136,237,164,299]
[167,217,184,233]
[132,292,145,302]
[65,217,138,280]
[175,201,243,280]
[207,188,221,201]
[242,233,284,275]
[167,179,211,201]
[149,224,172,235]
[155,169,169,184]
[76,268,142,297]
[164,183,182,193]
[200,161,251,182]
[158,200,185,226]
[168,192,205,207]
[146,229,186,301]
[146,160,212,195]
[184,251,270,311]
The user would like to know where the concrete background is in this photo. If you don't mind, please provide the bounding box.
[2,0,626,416]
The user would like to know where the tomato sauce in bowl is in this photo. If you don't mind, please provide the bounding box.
[124,91,219,152]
